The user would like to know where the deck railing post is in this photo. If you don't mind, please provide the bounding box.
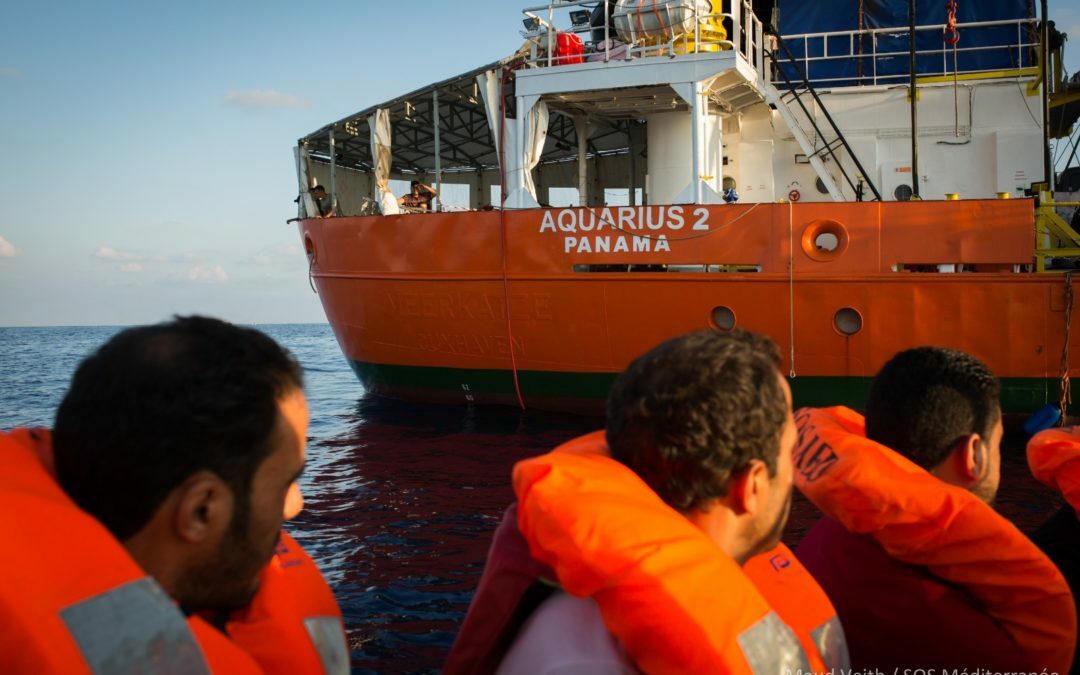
[329,129,338,215]
[433,89,442,212]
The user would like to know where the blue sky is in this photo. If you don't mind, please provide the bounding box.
[1,1,1078,327]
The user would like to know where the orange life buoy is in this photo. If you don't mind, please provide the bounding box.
[792,407,1077,671]
[1027,426,1080,515]
[513,431,819,674]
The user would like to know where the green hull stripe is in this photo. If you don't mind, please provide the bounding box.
[348,360,1063,414]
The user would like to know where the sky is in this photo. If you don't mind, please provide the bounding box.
[1,1,1078,327]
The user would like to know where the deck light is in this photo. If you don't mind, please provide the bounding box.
[523,17,540,32]
[570,10,591,26]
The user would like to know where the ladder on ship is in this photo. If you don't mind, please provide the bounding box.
[762,35,882,202]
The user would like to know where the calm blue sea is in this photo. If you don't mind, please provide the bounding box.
[0,323,1064,673]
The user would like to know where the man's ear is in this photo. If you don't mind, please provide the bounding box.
[954,433,985,484]
[729,460,768,516]
[172,471,233,544]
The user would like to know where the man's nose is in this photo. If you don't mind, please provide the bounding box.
[284,482,304,520]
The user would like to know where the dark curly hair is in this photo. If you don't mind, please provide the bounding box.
[865,346,1000,470]
[606,330,787,512]
[53,316,303,541]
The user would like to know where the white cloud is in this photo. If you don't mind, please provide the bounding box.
[0,67,23,79]
[224,89,311,110]
[246,243,304,266]
[120,263,143,273]
[95,246,144,262]
[188,265,228,283]
[0,236,17,258]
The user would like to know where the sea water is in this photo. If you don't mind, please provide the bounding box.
[0,324,1064,674]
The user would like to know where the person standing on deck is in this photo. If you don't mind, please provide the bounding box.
[398,180,437,211]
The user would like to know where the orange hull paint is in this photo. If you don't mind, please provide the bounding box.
[300,200,1076,412]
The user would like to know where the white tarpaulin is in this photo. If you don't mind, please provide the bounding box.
[477,70,502,158]
[369,108,399,215]
[522,101,549,203]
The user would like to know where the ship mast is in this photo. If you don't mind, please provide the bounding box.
[909,0,920,199]
[1041,0,1052,189]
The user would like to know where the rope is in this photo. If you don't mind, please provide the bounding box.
[1060,271,1073,424]
[945,1,961,137]
[500,66,527,410]
[788,199,797,378]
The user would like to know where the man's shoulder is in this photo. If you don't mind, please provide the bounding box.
[496,592,636,675]
[796,517,1027,668]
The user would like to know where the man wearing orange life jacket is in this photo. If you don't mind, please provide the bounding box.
[447,330,848,674]
[1028,426,1080,674]
[0,316,348,673]
[796,347,1076,671]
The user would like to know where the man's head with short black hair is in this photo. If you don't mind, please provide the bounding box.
[865,346,1002,502]
[53,316,308,610]
[606,330,795,562]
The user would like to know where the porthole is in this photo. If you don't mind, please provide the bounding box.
[711,306,736,332]
[814,232,840,252]
[894,184,914,201]
[801,220,849,262]
[834,308,863,336]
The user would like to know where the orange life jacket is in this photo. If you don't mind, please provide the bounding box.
[0,428,347,674]
[744,543,849,670]
[228,531,349,674]
[513,431,822,674]
[793,407,1077,672]
[1028,426,1080,515]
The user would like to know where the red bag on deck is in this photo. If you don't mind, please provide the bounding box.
[553,32,584,65]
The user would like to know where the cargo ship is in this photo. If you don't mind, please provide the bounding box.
[294,0,1080,414]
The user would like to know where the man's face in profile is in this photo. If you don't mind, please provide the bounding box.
[750,374,796,557]
[182,390,309,611]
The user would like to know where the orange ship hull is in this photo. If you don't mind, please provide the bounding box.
[300,199,1077,414]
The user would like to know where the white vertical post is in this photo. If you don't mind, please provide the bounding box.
[732,0,742,57]
[516,96,527,204]
[691,81,703,204]
[329,130,337,215]
[433,89,442,212]
[576,117,589,206]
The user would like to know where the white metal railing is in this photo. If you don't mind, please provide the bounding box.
[777,18,1038,88]
[519,0,765,77]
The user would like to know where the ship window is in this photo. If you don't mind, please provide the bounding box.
[814,232,839,252]
[894,184,914,201]
[834,308,863,336]
[815,177,831,195]
[711,306,737,332]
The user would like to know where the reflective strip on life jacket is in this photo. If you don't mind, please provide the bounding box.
[1028,426,1080,515]
[227,531,349,675]
[793,407,1078,672]
[513,430,812,674]
[744,543,850,671]
[60,577,211,675]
